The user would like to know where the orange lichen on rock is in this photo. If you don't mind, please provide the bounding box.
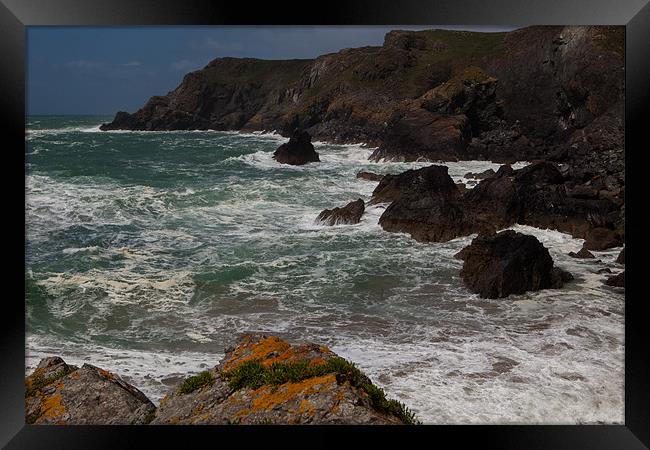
[96,368,116,380]
[298,399,316,416]
[250,374,337,412]
[41,393,65,421]
[222,335,290,371]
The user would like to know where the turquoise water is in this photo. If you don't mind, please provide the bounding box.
[26,116,624,424]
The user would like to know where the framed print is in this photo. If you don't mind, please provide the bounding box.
[1,0,648,448]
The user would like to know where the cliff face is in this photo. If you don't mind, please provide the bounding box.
[100,26,623,164]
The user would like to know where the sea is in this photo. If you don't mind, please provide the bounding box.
[25,115,624,424]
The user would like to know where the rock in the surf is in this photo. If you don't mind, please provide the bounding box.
[616,247,625,264]
[568,247,595,259]
[582,227,623,251]
[272,129,320,165]
[605,271,624,287]
[317,199,365,225]
[457,230,569,298]
[356,171,385,182]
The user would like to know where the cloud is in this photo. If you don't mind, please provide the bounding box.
[121,61,142,67]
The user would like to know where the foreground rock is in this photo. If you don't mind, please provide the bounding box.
[273,130,320,165]
[457,230,571,298]
[25,357,155,425]
[317,199,365,225]
[153,334,418,425]
[605,271,625,287]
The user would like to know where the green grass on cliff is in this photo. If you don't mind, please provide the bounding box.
[177,371,215,395]
[221,357,421,425]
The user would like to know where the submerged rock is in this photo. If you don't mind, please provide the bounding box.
[152,334,417,425]
[317,199,365,225]
[457,230,570,298]
[273,129,320,165]
[25,357,156,425]
[356,171,385,182]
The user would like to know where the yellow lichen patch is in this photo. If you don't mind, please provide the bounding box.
[262,344,329,367]
[233,408,251,419]
[329,392,345,415]
[319,345,332,354]
[250,374,337,412]
[191,403,205,415]
[40,394,65,421]
[298,399,316,416]
[169,416,181,425]
[159,394,169,407]
[223,336,291,371]
[96,368,115,380]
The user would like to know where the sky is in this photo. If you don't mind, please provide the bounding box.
[27,26,516,116]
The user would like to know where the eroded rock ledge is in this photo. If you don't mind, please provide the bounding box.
[25,335,419,425]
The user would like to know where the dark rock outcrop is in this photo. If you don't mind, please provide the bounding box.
[464,169,496,180]
[582,227,623,251]
[371,165,459,205]
[372,165,493,242]
[605,271,624,287]
[152,334,417,425]
[568,247,595,259]
[25,357,155,425]
[616,247,625,264]
[356,171,384,182]
[457,230,570,298]
[273,130,320,165]
[317,199,365,225]
[375,160,619,244]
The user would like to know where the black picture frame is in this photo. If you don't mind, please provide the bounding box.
[2,0,648,448]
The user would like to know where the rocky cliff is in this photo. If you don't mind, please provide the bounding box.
[100,26,623,163]
[25,335,419,425]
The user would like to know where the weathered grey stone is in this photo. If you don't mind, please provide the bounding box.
[25,359,155,425]
[152,334,412,425]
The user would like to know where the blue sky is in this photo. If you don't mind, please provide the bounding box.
[27,26,516,116]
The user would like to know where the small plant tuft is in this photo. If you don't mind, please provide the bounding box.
[177,371,215,395]
[362,383,421,425]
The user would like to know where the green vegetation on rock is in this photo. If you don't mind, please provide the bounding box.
[177,371,215,395]
[221,357,421,425]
